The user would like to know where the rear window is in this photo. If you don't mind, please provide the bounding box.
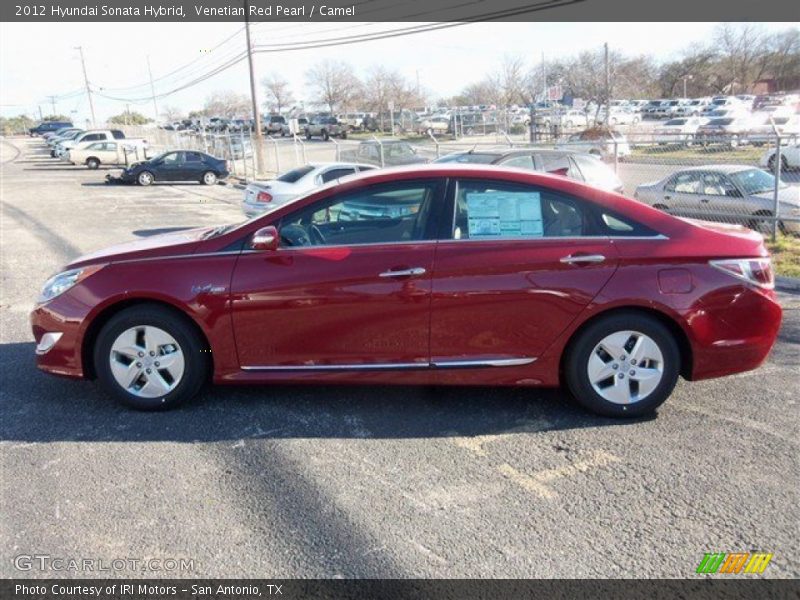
[709,118,734,126]
[277,165,315,183]
[664,119,687,126]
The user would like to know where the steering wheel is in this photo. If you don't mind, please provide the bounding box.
[280,224,312,246]
[309,224,326,245]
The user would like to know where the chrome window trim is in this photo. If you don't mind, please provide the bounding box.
[241,357,536,372]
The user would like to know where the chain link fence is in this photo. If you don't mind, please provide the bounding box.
[121,125,799,240]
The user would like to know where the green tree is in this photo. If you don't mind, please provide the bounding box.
[107,111,152,125]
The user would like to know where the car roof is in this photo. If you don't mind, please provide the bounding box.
[671,164,759,174]
[441,147,598,159]
[306,162,377,169]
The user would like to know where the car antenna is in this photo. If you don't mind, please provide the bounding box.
[468,144,477,154]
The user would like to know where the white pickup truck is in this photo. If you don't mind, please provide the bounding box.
[66,140,150,169]
[54,129,147,159]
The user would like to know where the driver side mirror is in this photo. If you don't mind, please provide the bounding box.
[251,226,279,251]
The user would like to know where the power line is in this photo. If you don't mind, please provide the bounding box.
[72,0,581,105]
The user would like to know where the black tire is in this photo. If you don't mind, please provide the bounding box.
[767,154,788,174]
[86,157,100,170]
[93,304,209,411]
[322,129,330,141]
[564,312,681,418]
[137,171,154,186]
[748,211,774,234]
[305,131,312,140]
[340,131,348,140]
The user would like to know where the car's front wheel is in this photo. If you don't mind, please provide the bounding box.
[201,171,217,185]
[564,312,680,417]
[137,171,154,186]
[86,157,100,170]
[94,305,209,410]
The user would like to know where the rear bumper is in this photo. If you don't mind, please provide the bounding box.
[687,285,782,380]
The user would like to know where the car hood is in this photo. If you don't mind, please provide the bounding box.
[67,226,215,268]
[752,187,800,207]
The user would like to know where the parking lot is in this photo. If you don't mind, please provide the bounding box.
[1,136,799,578]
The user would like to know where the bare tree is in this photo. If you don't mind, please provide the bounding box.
[713,23,770,93]
[488,55,527,107]
[162,106,183,122]
[261,73,294,115]
[305,60,361,113]
[203,91,250,118]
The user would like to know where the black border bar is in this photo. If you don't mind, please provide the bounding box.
[3,579,800,600]
[2,0,799,22]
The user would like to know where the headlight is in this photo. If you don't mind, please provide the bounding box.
[37,265,104,304]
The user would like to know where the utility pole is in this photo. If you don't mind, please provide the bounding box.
[46,95,57,116]
[147,55,159,122]
[38,105,44,121]
[244,0,265,176]
[75,46,96,127]
[604,42,610,120]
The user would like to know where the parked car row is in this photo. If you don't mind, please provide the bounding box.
[31,124,230,186]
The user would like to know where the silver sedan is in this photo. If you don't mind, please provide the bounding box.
[634,165,800,234]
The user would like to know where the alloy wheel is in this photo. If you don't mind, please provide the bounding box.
[109,326,185,398]
[587,330,664,405]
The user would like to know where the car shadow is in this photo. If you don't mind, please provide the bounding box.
[0,342,649,443]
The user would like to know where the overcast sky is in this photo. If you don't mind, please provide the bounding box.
[0,21,793,122]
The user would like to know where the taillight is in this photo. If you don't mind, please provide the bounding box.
[709,258,774,289]
[256,191,272,203]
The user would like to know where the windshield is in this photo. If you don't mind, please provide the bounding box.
[276,165,315,183]
[708,118,734,126]
[729,169,786,195]
[435,152,498,164]
[664,119,687,126]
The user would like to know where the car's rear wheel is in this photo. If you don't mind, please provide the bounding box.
[767,154,788,174]
[137,171,154,186]
[94,305,208,410]
[86,157,100,170]
[201,171,217,185]
[564,312,680,417]
[321,129,330,141]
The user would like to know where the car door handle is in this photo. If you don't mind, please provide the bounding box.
[560,254,606,265]
[700,198,710,203]
[664,195,671,200]
[379,267,426,278]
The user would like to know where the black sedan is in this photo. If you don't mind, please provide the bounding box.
[110,151,229,186]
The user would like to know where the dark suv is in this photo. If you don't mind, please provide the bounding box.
[434,148,625,194]
[30,121,73,136]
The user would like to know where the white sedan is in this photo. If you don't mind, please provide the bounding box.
[653,117,705,145]
[242,162,376,218]
[760,142,800,173]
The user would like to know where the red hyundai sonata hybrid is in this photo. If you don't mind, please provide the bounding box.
[31,165,782,417]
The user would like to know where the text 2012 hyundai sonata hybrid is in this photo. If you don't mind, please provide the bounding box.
[31,165,782,417]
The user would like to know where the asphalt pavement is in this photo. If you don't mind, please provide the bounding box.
[0,137,798,579]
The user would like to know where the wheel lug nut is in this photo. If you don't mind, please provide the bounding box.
[154,361,160,367]
[146,368,152,374]
[149,351,155,356]
[138,352,144,357]
[630,359,637,365]
[630,370,636,376]
[136,362,142,368]
[620,356,626,361]
[618,373,625,379]
[612,364,618,370]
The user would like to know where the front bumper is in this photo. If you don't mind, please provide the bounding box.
[31,297,88,379]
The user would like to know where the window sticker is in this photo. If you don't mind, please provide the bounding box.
[465,191,543,238]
